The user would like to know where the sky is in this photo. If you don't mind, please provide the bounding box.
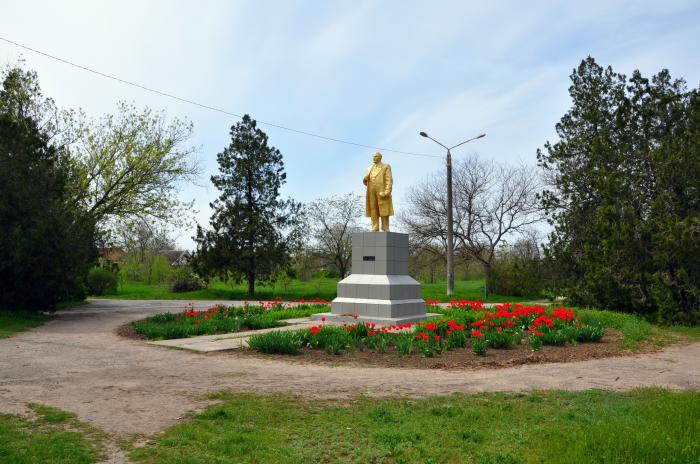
[1,0,699,249]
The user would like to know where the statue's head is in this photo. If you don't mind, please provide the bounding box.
[373,151,382,164]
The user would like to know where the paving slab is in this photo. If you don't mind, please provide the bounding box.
[148,318,323,352]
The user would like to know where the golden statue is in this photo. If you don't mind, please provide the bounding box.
[363,152,394,231]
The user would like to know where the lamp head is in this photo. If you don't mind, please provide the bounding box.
[419,131,428,138]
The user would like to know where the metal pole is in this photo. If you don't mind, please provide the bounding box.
[446,149,454,297]
[419,131,485,299]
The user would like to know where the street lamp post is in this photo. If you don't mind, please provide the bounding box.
[419,131,486,296]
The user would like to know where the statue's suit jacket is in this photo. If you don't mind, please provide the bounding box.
[363,163,394,217]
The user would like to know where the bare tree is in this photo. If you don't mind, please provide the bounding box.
[408,245,446,284]
[509,229,543,262]
[399,172,450,265]
[400,155,544,293]
[306,193,363,278]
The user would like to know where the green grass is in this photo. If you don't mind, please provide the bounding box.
[130,389,700,464]
[103,278,538,303]
[665,324,700,341]
[0,301,85,339]
[0,311,49,338]
[576,308,654,349]
[0,404,102,464]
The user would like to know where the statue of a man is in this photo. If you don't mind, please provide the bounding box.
[363,151,394,232]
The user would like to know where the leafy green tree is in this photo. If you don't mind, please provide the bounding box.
[539,57,700,324]
[193,115,303,296]
[0,111,95,310]
[1,63,199,235]
[0,62,80,145]
[114,219,177,284]
[70,102,199,230]
[0,62,199,309]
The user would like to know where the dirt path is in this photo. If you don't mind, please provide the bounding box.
[1,299,698,439]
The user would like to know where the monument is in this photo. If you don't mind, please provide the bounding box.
[363,151,394,232]
[313,152,433,325]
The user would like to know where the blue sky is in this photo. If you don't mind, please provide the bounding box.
[1,0,699,249]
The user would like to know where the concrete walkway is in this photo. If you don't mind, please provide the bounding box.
[149,317,318,352]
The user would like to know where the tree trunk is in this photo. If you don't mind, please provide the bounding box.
[483,263,493,296]
[247,273,255,297]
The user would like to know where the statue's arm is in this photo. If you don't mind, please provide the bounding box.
[383,165,393,195]
[362,167,370,186]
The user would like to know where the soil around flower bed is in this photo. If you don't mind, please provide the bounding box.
[116,322,148,340]
[237,330,660,369]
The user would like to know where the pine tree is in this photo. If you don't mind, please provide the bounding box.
[539,57,700,324]
[193,115,303,296]
[0,113,95,310]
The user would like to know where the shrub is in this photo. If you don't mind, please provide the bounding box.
[247,330,304,355]
[86,267,118,296]
[487,257,545,298]
[169,268,206,293]
[119,252,174,285]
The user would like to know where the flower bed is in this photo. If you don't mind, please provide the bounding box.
[131,300,330,340]
[247,302,604,357]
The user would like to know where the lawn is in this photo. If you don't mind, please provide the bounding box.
[0,301,85,339]
[0,311,48,339]
[129,388,700,464]
[0,404,102,464]
[103,278,537,303]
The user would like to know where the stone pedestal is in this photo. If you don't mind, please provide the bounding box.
[312,232,434,325]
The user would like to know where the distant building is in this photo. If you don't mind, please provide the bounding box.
[160,249,190,267]
[97,247,125,264]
